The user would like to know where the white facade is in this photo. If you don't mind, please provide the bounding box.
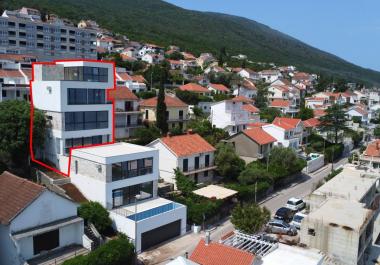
[70,143,186,253]
[346,108,369,123]
[210,100,250,135]
[31,61,114,171]
[0,190,84,265]
[262,124,302,149]
[232,86,256,99]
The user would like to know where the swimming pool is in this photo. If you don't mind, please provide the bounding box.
[127,202,182,221]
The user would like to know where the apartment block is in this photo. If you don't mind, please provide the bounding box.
[0,8,96,61]
[31,61,114,171]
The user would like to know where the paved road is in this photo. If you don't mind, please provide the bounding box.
[140,157,349,265]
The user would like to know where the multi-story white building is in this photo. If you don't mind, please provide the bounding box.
[147,132,217,185]
[31,61,114,171]
[0,7,96,61]
[262,117,303,150]
[70,142,187,253]
[115,68,147,93]
[0,54,35,101]
[210,98,250,135]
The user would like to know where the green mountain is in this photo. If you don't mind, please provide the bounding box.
[2,0,380,84]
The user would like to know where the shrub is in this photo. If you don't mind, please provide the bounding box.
[231,203,270,234]
[78,202,112,235]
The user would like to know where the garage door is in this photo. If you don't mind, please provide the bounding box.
[33,229,59,255]
[141,220,181,251]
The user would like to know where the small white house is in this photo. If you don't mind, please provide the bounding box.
[233,80,257,99]
[346,106,369,123]
[148,132,217,185]
[0,171,84,265]
[237,69,260,81]
[70,142,186,253]
[210,98,250,135]
[259,70,282,83]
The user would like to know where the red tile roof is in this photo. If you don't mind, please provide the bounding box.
[243,128,276,145]
[190,240,255,265]
[140,95,188,108]
[247,122,269,128]
[0,69,24,78]
[231,96,254,103]
[242,104,260,113]
[182,52,196,60]
[116,72,133,81]
[364,140,380,157]
[270,99,290,108]
[303,118,321,128]
[352,107,368,116]
[21,69,32,79]
[0,171,45,225]
[209,83,229,92]
[0,54,36,61]
[131,75,147,83]
[271,85,290,92]
[161,133,216,157]
[109,86,138,100]
[242,80,256,90]
[120,54,137,62]
[313,109,326,118]
[179,83,209,93]
[273,117,302,130]
[60,183,88,204]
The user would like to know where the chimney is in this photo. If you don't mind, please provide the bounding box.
[187,129,194,135]
[185,252,188,259]
[167,132,172,137]
[205,231,211,246]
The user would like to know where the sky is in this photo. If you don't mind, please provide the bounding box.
[164,0,380,71]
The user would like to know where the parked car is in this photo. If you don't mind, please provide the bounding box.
[265,219,297,236]
[285,197,305,211]
[290,212,307,229]
[274,207,295,223]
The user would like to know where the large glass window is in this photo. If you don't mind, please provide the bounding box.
[64,135,107,154]
[112,181,153,207]
[112,157,153,181]
[64,66,108,82]
[65,111,108,131]
[68,88,106,105]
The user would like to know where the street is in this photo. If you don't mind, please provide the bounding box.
[139,156,349,265]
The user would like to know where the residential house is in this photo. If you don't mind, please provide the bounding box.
[346,106,369,123]
[96,37,114,52]
[179,83,211,96]
[313,109,326,119]
[70,142,187,253]
[168,60,183,71]
[233,79,257,99]
[141,53,164,65]
[210,97,250,135]
[262,117,303,150]
[269,99,299,117]
[359,140,380,171]
[237,69,260,81]
[204,65,226,75]
[108,86,143,139]
[147,132,216,184]
[242,104,260,123]
[140,95,189,130]
[196,53,215,68]
[225,127,276,159]
[208,83,230,95]
[0,171,84,265]
[303,118,321,143]
[305,97,329,110]
[259,70,282,83]
[181,52,196,60]
[31,60,114,171]
[138,44,164,58]
[116,69,147,93]
[267,85,290,101]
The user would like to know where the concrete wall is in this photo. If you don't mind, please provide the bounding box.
[226,133,260,158]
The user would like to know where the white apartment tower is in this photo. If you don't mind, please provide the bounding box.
[31,61,114,171]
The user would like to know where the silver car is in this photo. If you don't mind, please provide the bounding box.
[265,219,297,236]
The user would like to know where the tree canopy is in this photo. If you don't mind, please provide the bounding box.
[319,104,349,143]
[231,203,270,234]
[156,86,168,134]
[78,201,113,234]
[215,143,245,181]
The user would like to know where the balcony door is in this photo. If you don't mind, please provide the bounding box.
[195,157,200,170]
[205,155,210,167]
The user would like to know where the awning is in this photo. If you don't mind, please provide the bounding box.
[193,185,237,200]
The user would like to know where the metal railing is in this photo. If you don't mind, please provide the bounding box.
[183,164,216,174]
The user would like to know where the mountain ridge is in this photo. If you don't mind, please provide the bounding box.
[1,0,380,85]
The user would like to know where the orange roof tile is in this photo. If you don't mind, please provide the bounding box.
[109,86,138,101]
[0,69,24,78]
[0,171,45,225]
[190,240,255,265]
[231,96,254,103]
[117,72,133,81]
[270,99,290,108]
[161,133,216,157]
[313,109,326,118]
[271,85,290,92]
[209,83,229,92]
[273,117,302,130]
[0,54,36,61]
[21,69,32,79]
[364,140,380,157]
[243,128,276,145]
[303,118,321,128]
[247,122,269,128]
[242,104,260,113]
[179,83,209,93]
[131,75,147,83]
[242,80,256,90]
[140,95,188,108]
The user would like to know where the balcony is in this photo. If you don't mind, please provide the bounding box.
[182,164,217,175]
[115,107,141,114]
[111,166,153,182]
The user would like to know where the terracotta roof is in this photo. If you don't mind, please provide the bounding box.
[364,140,380,157]
[168,60,182,65]
[0,171,45,225]
[273,117,302,130]
[209,83,229,92]
[270,99,290,108]
[306,97,325,101]
[120,54,137,62]
[271,85,290,92]
[232,67,243,73]
[182,52,196,60]
[109,86,138,100]
[60,183,88,204]
[243,128,276,145]
[190,240,255,265]
[247,122,269,128]
[242,104,260,113]
[116,72,133,81]
[242,80,256,90]
[231,96,254,103]
[275,78,292,86]
[352,107,368,116]
[313,109,326,118]
[303,118,321,128]
[0,54,36,61]
[21,69,32,79]
[131,75,147,83]
[0,69,24,78]
[179,83,209,93]
[140,95,188,108]
[161,133,216,157]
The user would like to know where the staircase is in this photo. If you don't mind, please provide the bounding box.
[84,224,102,250]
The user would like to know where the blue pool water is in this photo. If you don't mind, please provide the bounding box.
[127,202,181,221]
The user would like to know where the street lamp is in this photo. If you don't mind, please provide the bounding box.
[134,194,142,254]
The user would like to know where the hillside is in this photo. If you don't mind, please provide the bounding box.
[2,0,380,85]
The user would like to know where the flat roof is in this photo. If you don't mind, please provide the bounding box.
[72,143,156,164]
[306,199,372,232]
[261,244,323,265]
[118,197,182,214]
[312,167,377,202]
[193,185,237,200]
